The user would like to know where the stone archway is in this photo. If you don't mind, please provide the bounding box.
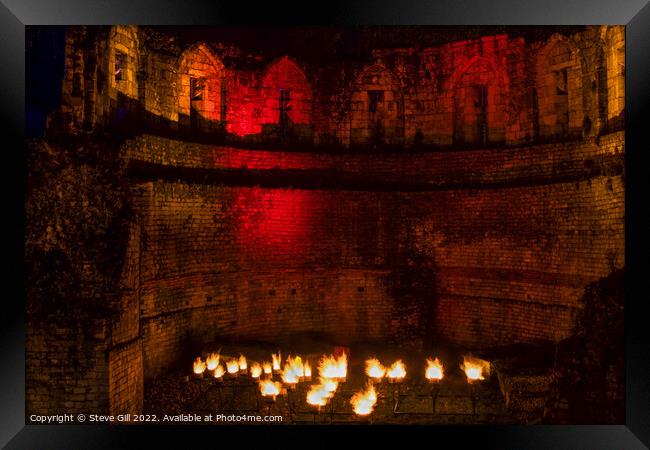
[451,56,506,146]
[350,64,404,147]
[177,42,226,134]
[259,56,313,142]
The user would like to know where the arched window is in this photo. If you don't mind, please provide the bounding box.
[452,57,505,146]
[350,65,403,147]
[259,56,312,141]
[177,43,226,132]
[535,37,583,140]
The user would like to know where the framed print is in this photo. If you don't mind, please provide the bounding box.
[3,0,649,448]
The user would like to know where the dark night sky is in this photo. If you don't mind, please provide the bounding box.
[150,25,585,62]
[26,26,66,138]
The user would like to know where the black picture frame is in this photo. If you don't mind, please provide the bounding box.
[3,0,649,448]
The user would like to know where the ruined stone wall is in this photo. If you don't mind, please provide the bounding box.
[385,35,523,146]
[56,26,624,148]
[57,25,141,134]
[26,225,144,418]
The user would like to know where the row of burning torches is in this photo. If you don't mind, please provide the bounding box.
[192,352,490,416]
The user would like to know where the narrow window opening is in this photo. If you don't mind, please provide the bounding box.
[474,84,488,145]
[368,90,384,113]
[114,52,125,81]
[278,89,292,134]
[190,77,205,101]
[617,46,625,77]
[555,68,568,96]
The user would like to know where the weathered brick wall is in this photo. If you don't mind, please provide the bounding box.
[223,58,314,141]
[107,219,143,415]
[139,268,393,377]
[133,182,400,377]
[26,318,110,415]
[426,175,624,346]
[126,131,624,378]
[108,339,143,415]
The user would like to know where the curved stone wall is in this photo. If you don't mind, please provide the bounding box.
[125,132,623,188]
[124,132,624,378]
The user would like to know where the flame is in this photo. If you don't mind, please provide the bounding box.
[306,384,329,407]
[250,362,262,378]
[304,361,312,378]
[206,353,220,371]
[387,360,406,380]
[319,377,339,394]
[262,361,273,375]
[461,355,490,383]
[318,353,347,380]
[292,356,305,378]
[238,354,248,371]
[425,358,444,381]
[213,364,225,379]
[281,355,307,385]
[226,359,240,374]
[282,362,299,384]
[306,377,338,407]
[272,352,282,372]
[259,379,282,398]
[193,357,206,375]
[350,382,378,416]
[365,358,386,380]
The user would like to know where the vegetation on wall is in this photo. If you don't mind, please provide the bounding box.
[26,135,132,319]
